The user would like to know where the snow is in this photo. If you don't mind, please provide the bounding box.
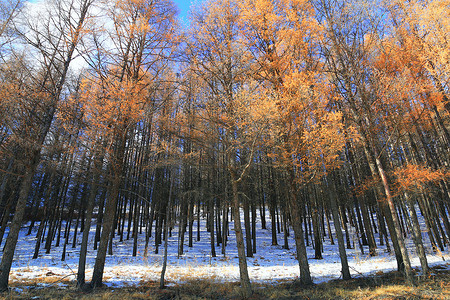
[4,209,450,289]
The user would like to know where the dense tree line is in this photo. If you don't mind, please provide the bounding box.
[0,0,449,296]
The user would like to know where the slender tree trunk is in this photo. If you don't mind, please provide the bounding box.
[32,211,47,260]
[282,205,289,250]
[77,152,104,288]
[209,194,216,257]
[91,135,126,288]
[287,170,312,285]
[91,176,120,288]
[374,155,415,285]
[188,201,194,248]
[363,145,404,270]
[269,168,278,246]
[230,174,252,297]
[404,193,428,275]
[311,187,322,260]
[132,198,140,257]
[94,188,106,251]
[159,175,174,289]
[325,206,334,245]
[178,197,187,257]
[327,177,351,280]
[0,196,14,248]
[222,205,228,256]
[243,194,252,257]
[251,202,256,254]
[0,163,37,291]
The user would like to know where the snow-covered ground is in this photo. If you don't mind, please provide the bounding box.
[5,209,450,289]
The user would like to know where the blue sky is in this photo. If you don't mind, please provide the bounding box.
[29,0,201,27]
[172,0,203,26]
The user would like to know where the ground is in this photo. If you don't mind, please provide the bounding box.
[1,210,449,299]
[2,265,449,299]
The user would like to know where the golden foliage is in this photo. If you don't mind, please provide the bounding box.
[71,69,151,146]
[393,164,448,192]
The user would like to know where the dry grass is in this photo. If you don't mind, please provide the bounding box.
[1,265,449,299]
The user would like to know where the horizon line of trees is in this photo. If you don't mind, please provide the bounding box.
[0,0,449,296]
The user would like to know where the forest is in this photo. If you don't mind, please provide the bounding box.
[0,0,449,297]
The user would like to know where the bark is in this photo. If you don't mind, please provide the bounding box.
[375,155,415,285]
[269,168,278,246]
[0,163,36,291]
[230,173,252,297]
[94,188,106,251]
[404,193,429,275]
[90,175,120,288]
[91,134,126,288]
[32,210,47,260]
[221,205,228,255]
[188,201,194,248]
[0,195,14,248]
[0,0,92,290]
[327,177,351,280]
[282,204,289,250]
[160,176,174,289]
[324,206,334,245]
[288,171,313,285]
[77,151,104,288]
[178,197,187,257]
[209,200,216,257]
[132,198,140,257]
[311,187,322,259]
[363,145,403,270]
[243,194,252,257]
[251,202,257,254]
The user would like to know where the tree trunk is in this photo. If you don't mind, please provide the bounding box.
[327,177,351,280]
[160,176,174,289]
[288,171,313,285]
[243,194,252,257]
[0,163,37,291]
[91,134,126,288]
[230,174,252,297]
[404,193,428,275]
[375,155,415,285]
[90,175,120,288]
[77,152,104,288]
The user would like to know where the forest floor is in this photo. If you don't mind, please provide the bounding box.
[4,216,450,287]
[1,264,449,299]
[1,212,450,299]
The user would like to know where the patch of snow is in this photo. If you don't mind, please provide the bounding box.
[4,208,449,288]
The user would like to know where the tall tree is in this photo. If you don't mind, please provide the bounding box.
[0,0,94,291]
[238,0,350,285]
[72,0,178,288]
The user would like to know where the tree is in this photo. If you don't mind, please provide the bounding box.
[318,0,419,284]
[0,0,23,50]
[184,0,277,295]
[0,0,94,291]
[238,0,351,285]
[71,0,178,288]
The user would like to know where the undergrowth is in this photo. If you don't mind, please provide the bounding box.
[1,265,449,299]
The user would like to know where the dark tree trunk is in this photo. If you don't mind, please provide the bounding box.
[91,134,126,288]
[230,175,252,297]
[94,187,106,251]
[0,163,37,291]
[327,177,351,280]
[243,194,252,257]
[160,176,174,289]
[77,150,104,288]
[287,170,312,285]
